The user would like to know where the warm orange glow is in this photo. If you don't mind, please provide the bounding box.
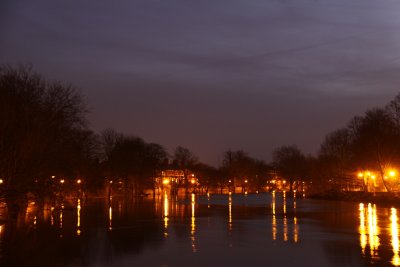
[60,179,65,184]
[244,179,248,183]
[51,175,55,179]
[390,170,397,178]
[358,172,363,178]
[0,179,3,184]
[371,175,376,180]
[162,178,170,185]
[77,179,82,184]
[190,178,196,184]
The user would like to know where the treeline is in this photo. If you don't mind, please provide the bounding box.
[1,65,400,202]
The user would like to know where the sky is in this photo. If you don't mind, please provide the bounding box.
[2,0,400,166]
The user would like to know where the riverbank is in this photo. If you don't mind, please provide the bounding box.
[309,190,400,206]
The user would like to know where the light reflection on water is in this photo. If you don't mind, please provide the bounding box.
[391,208,400,266]
[3,193,400,266]
[358,203,380,259]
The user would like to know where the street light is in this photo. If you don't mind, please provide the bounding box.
[0,179,3,184]
[77,179,82,184]
[60,179,65,184]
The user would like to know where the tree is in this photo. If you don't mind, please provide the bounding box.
[318,128,353,190]
[221,150,268,192]
[350,108,400,192]
[272,145,306,192]
[0,65,89,202]
[101,132,167,195]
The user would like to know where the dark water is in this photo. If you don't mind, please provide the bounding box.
[0,192,399,267]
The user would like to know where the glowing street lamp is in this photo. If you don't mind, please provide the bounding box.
[162,178,170,185]
[77,179,82,184]
[60,179,65,184]
[390,170,396,178]
[0,179,3,184]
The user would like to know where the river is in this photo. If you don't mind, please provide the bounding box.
[0,192,398,266]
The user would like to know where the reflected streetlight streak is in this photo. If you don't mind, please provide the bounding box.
[293,217,299,243]
[59,203,64,230]
[109,204,112,231]
[50,206,55,226]
[359,203,380,258]
[359,203,367,254]
[77,199,81,236]
[391,208,400,266]
[272,191,277,240]
[283,192,288,242]
[228,195,232,231]
[163,193,169,237]
[368,204,380,257]
[191,193,197,252]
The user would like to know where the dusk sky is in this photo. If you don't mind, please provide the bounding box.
[2,0,400,165]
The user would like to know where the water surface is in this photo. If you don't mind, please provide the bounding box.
[0,192,399,267]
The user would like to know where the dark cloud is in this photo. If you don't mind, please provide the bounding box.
[1,0,400,164]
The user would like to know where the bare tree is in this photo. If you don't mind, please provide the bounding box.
[0,65,89,203]
[272,145,306,192]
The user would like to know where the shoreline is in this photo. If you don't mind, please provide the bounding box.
[309,191,400,207]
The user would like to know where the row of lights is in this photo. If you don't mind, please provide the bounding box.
[52,176,82,185]
[0,177,82,185]
[357,170,396,180]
